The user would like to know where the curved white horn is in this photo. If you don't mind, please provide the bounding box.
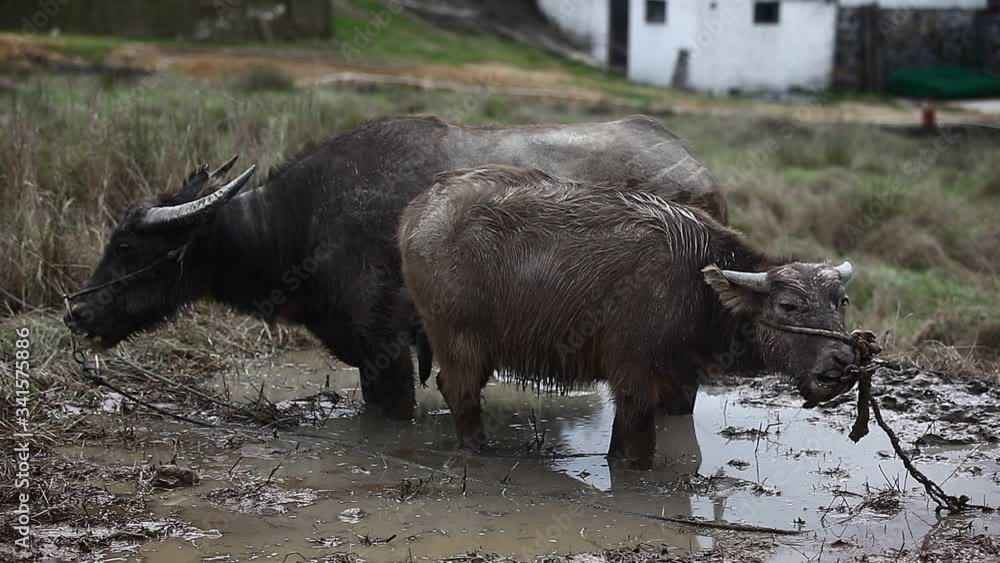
[834,261,854,285]
[138,165,256,230]
[720,269,770,293]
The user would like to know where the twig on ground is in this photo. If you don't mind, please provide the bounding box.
[70,346,214,428]
[113,355,258,419]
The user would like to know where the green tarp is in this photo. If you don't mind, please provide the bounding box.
[887,66,1000,100]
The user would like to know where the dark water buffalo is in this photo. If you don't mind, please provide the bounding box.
[400,166,858,468]
[63,115,724,420]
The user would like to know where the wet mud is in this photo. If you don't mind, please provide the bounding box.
[3,349,998,562]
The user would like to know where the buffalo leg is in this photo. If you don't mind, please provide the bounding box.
[359,343,416,421]
[435,356,488,451]
[376,355,416,420]
[360,379,380,406]
[656,376,699,415]
[311,324,412,418]
[607,382,656,470]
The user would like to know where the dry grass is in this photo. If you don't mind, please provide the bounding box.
[0,73,401,309]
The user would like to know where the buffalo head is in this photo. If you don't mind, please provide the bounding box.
[64,156,256,348]
[704,261,858,404]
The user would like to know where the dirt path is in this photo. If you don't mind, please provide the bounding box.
[5,33,1000,127]
[107,42,1000,127]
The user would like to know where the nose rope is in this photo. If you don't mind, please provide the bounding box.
[760,320,855,345]
[762,320,883,368]
[62,241,192,304]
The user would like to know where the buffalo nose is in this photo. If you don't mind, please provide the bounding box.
[64,302,86,328]
[831,348,856,370]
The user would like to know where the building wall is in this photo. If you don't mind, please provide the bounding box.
[538,0,610,63]
[591,0,611,64]
[626,0,699,85]
[834,5,1000,91]
[840,0,986,8]
[539,0,594,44]
[523,0,997,94]
[688,0,838,94]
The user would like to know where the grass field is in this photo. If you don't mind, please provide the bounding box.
[37,0,579,68]
[0,72,997,379]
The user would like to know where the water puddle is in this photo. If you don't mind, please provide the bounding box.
[58,349,999,561]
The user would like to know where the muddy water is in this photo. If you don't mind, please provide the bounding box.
[68,350,999,561]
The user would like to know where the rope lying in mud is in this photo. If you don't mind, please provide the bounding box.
[844,331,992,514]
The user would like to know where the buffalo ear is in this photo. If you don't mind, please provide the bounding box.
[174,156,241,203]
[174,166,212,203]
[702,265,765,315]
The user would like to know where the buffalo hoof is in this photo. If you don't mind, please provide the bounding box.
[657,400,696,416]
[628,457,653,471]
[606,452,653,471]
[457,436,484,454]
[381,399,415,421]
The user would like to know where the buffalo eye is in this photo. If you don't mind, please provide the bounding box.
[777,301,801,314]
[115,243,133,257]
[840,296,850,308]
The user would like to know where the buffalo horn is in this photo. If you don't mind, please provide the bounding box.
[720,269,770,293]
[834,261,854,284]
[138,165,256,230]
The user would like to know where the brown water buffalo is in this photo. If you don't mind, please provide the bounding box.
[63,115,724,421]
[400,166,859,469]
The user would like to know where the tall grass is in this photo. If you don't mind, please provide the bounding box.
[0,74,389,308]
[1,74,997,368]
[683,118,1000,363]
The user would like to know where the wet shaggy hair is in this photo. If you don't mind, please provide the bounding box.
[400,165,858,464]
[403,165,759,390]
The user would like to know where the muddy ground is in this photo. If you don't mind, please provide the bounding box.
[2,345,998,563]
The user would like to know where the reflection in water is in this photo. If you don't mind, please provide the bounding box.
[546,389,703,491]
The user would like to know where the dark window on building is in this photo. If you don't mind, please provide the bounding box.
[646,0,667,23]
[753,1,780,24]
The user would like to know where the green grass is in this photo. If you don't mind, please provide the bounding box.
[39,34,126,64]
[34,0,584,72]
[332,0,570,68]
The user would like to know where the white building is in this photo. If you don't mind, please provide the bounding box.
[539,0,989,94]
